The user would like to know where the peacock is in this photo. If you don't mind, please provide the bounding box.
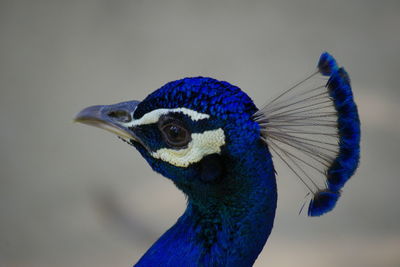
[75,52,360,266]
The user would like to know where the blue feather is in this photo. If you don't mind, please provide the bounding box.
[307,53,361,216]
[317,51,338,76]
[308,190,340,217]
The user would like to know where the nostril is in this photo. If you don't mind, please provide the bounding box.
[107,110,132,123]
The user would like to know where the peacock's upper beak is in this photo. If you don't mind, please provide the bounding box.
[74,100,140,141]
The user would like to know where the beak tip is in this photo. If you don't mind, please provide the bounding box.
[74,103,138,141]
[75,105,104,121]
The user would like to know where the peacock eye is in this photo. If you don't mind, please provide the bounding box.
[161,123,191,148]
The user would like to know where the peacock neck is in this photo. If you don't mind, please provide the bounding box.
[135,144,277,267]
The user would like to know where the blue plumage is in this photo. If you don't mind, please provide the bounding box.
[75,52,360,266]
[308,53,360,216]
[308,190,341,217]
[327,68,360,186]
[317,51,339,76]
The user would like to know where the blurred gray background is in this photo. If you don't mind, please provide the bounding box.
[1,0,399,266]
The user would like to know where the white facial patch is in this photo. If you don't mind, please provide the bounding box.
[123,108,210,127]
[150,128,225,168]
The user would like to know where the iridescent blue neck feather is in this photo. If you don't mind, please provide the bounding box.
[135,142,277,267]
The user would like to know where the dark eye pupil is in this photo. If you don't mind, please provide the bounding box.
[168,125,183,139]
[161,122,190,147]
[167,125,185,141]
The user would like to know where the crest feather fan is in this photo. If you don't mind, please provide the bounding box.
[253,52,360,216]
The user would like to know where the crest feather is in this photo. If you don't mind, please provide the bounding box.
[253,52,360,216]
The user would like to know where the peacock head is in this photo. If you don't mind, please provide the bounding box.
[75,77,264,199]
[76,53,360,216]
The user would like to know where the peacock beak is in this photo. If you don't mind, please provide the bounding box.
[74,100,140,141]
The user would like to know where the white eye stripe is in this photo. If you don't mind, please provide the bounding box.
[150,128,225,168]
[122,108,210,127]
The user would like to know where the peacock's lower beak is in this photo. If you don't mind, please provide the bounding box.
[74,100,140,141]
